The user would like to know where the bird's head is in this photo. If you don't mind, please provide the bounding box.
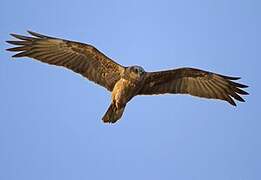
[124,65,146,80]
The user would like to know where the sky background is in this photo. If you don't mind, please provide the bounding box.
[0,0,260,180]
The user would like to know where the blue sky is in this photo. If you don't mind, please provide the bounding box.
[0,0,260,179]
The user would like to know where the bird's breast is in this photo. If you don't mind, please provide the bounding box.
[112,78,139,105]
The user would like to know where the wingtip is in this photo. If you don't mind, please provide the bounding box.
[11,51,30,58]
[26,30,50,39]
[10,33,17,37]
[6,47,12,51]
[6,46,19,52]
[236,88,249,95]
[5,41,13,45]
[231,102,237,107]
[238,97,245,102]
[12,54,20,58]
[238,83,248,88]
[231,77,241,80]
[9,33,34,41]
[27,30,35,35]
[221,75,241,80]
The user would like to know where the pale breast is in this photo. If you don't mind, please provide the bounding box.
[112,78,137,105]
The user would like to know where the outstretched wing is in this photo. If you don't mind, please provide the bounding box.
[138,68,248,106]
[6,31,125,91]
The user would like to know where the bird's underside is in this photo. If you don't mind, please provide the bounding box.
[6,31,249,123]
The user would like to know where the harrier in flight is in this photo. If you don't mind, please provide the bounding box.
[6,31,248,123]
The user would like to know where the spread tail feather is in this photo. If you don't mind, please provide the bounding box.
[102,103,125,123]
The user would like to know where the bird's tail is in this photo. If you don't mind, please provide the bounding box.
[102,103,125,123]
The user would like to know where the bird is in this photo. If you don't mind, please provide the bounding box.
[6,31,249,123]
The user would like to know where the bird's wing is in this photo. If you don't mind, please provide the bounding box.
[138,67,248,106]
[6,31,125,91]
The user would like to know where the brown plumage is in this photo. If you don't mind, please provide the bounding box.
[139,68,248,106]
[6,31,249,123]
[6,31,124,91]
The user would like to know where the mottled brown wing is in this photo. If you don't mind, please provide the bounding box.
[6,31,125,91]
[138,68,248,106]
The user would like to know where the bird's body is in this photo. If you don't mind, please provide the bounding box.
[6,31,249,123]
[104,66,146,122]
[112,78,136,107]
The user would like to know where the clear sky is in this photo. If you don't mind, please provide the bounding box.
[0,0,260,180]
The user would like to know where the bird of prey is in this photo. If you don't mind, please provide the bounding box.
[6,31,248,123]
